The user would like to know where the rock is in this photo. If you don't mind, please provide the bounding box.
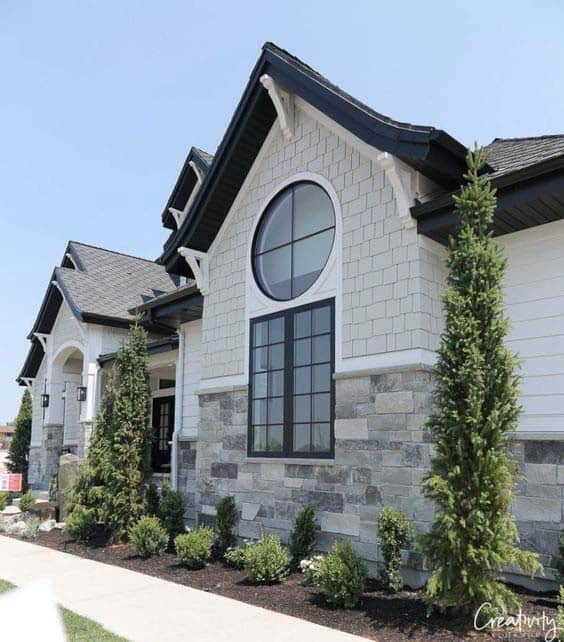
[2,505,21,516]
[58,453,84,521]
[54,522,65,530]
[7,521,28,536]
[38,519,56,533]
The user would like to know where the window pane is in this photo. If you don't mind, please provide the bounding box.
[269,317,284,343]
[293,183,335,240]
[312,423,331,452]
[253,347,268,372]
[313,306,331,335]
[312,364,331,392]
[256,246,292,300]
[292,229,335,297]
[294,395,311,422]
[269,370,284,397]
[294,338,311,366]
[313,393,330,422]
[268,397,284,424]
[269,343,284,370]
[255,190,292,253]
[312,334,331,364]
[268,425,284,451]
[253,399,267,424]
[253,426,267,451]
[294,366,311,394]
[253,321,268,347]
[293,424,311,452]
[294,310,311,338]
[253,373,267,398]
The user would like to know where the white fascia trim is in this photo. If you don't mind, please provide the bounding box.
[260,74,294,141]
[295,97,417,230]
[177,247,209,295]
[64,252,78,269]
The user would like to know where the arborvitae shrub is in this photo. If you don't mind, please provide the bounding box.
[375,507,412,593]
[144,483,160,517]
[288,504,317,570]
[8,390,32,489]
[215,496,238,556]
[129,516,168,558]
[159,481,185,544]
[319,540,367,609]
[175,527,214,569]
[419,147,542,619]
[19,491,35,513]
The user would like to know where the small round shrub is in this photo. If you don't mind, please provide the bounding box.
[159,481,186,543]
[215,495,238,556]
[19,491,35,513]
[319,540,367,608]
[129,516,168,558]
[224,542,251,569]
[289,504,317,570]
[375,506,412,593]
[0,491,8,511]
[65,505,97,541]
[300,555,325,586]
[175,526,214,569]
[244,534,290,584]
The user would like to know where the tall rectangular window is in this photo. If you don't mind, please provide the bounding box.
[248,299,334,458]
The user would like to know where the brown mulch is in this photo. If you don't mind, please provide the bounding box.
[21,530,558,642]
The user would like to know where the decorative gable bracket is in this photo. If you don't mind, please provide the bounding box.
[168,161,206,229]
[178,247,209,295]
[20,377,34,389]
[33,332,49,351]
[376,153,416,229]
[260,74,294,141]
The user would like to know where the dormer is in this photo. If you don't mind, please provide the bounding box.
[161,147,213,231]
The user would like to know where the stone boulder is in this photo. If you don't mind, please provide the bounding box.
[57,453,85,521]
[38,519,56,533]
[6,521,28,537]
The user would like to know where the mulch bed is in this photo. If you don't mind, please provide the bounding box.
[20,530,558,641]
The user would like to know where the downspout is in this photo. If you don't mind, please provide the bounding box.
[171,326,185,490]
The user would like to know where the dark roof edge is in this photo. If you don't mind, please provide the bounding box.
[98,335,179,367]
[133,284,200,314]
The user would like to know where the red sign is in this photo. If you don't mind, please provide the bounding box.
[0,474,22,492]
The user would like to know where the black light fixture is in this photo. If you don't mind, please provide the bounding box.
[40,393,50,408]
[77,386,87,402]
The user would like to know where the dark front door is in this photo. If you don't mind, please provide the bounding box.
[152,396,174,473]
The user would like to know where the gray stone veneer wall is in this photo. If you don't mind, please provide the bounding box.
[28,423,64,490]
[178,367,562,588]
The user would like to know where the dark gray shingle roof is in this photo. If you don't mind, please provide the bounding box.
[486,135,564,177]
[61,241,180,321]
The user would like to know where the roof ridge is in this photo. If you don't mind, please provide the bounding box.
[490,134,564,143]
[68,240,160,265]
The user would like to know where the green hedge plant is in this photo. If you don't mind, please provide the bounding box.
[129,516,168,558]
[288,505,317,570]
[215,496,238,556]
[144,483,160,517]
[65,505,97,541]
[244,534,290,584]
[19,491,35,513]
[375,507,412,593]
[175,526,214,569]
[159,481,185,544]
[319,540,367,608]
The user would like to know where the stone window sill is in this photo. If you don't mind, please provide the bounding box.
[246,457,334,466]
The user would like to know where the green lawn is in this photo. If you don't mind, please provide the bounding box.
[0,579,128,641]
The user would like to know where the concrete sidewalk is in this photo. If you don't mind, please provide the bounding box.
[0,536,368,642]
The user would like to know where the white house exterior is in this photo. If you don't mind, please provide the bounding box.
[20,43,564,588]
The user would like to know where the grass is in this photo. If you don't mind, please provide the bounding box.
[0,578,128,641]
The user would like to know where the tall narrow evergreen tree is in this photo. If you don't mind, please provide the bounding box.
[67,321,151,541]
[8,389,32,488]
[419,147,541,618]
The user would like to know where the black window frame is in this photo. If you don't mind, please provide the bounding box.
[251,181,336,302]
[247,298,335,459]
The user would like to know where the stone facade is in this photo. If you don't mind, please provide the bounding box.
[175,368,563,588]
[28,423,64,490]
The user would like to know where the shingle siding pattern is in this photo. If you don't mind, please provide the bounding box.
[203,108,437,379]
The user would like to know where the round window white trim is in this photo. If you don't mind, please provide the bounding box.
[247,172,342,309]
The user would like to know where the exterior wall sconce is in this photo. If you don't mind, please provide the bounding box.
[40,393,50,408]
[77,386,87,402]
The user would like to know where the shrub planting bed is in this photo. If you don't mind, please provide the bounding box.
[20,530,557,642]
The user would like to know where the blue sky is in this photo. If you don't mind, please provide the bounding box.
[1,0,563,421]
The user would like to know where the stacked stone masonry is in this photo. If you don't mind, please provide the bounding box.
[180,367,562,586]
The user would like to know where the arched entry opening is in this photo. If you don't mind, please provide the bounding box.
[51,345,85,450]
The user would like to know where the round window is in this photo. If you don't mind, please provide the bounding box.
[252,182,335,300]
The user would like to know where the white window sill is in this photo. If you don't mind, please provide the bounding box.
[246,457,334,466]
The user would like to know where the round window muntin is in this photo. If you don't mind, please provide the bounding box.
[252,181,336,301]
